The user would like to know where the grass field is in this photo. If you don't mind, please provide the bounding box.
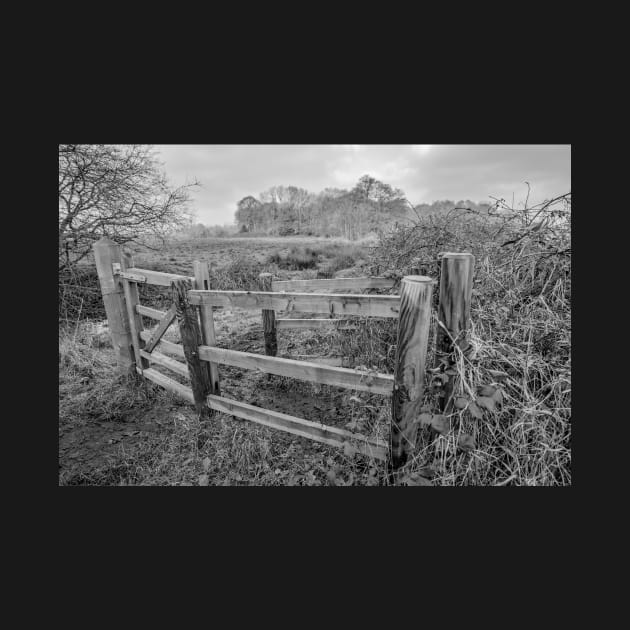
[59,221,571,486]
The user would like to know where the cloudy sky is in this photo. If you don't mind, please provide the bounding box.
[154,145,571,225]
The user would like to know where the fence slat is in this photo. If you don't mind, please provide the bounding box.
[172,279,211,417]
[198,345,393,395]
[143,304,177,354]
[276,318,358,330]
[92,237,134,372]
[188,290,400,318]
[120,252,148,370]
[140,367,194,403]
[123,267,195,286]
[271,276,396,293]
[436,253,475,413]
[193,261,220,395]
[140,349,189,379]
[258,273,277,356]
[390,275,434,471]
[136,304,166,320]
[140,330,185,359]
[207,395,388,461]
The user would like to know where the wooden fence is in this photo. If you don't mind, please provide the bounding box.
[92,237,474,472]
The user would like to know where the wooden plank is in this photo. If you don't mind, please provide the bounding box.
[285,355,349,367]
[140,349,189,379]
[198,345,393,395]
[276,318,358,330]
[121,252,148,371]
[188,290,400,318]
[207,395,388,461]
[436,253,475,413]
[258,273,277,356]
[119,270,148,283]
[271,276,396,292]
[140,330,185,359]
[124,267,195,286]
[92,237,134,372]
[140,367,194,403]
[193,260,220,395]
[136,304,166,320]
[172,279,211,417]
[390,276,434,471]
[143,304,177,354]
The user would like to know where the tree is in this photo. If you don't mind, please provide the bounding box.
[235,195,262,232]
[59,144,196,271]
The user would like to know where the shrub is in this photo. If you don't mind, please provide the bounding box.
[266,246,320,270]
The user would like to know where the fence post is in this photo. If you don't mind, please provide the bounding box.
[93,236,134,373]
[390,275,433,472]
[172,279,211,417]
[193,260,220,395]
[120,251,149,372]
[258,273,277,356]
[436,252,475,413]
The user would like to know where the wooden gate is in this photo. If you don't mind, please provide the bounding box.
[93,237,474,472]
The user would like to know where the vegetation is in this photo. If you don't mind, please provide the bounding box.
[58,146,570,485]
[59,144,196,272]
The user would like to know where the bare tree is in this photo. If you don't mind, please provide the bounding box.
[59,144,197,271]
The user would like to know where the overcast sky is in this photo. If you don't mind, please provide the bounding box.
[154,145,571,225]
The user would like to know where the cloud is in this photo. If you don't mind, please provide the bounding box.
[154,144,570,224]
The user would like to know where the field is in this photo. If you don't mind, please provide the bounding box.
[59,215,571,486]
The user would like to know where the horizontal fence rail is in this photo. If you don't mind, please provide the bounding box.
[197,345,393,395]
[136,304,167,320]
[207,395,388,461]
[276,318,358,330]
[139,330,184,359]
[140,367,195,403]
[120,267,195,286]
[188,290,400,318]
[271,276,396,293]
[139,349,189,378]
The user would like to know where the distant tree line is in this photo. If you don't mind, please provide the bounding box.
[233,175,493,240]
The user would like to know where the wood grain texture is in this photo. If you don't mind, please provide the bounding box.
[284,355,349,367]
[276,318,358,330]
[436,253,475,413]
[124,267,195,286]
[140,349,189,379]
[193,260,220,395]
[390,275,434,470]
[172,279,211,417]
[142,304,177,354]
[120,252,148,370]
[271,277,396,293]
[206,395,388,461]
[93,237,134,372]
[140,367,194,403]
[136,304,166,320]
[140,330,185,359]
[198,345,393,395]
[258,273,277,356]
[188,290,400,318]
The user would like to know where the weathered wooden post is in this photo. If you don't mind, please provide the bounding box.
[193,261,220,395]
[120,251,149,371]
[258,273,277,356]
[390,275,433,471]
[436,253,475,413]
[93,236,135,373]
[172,279,211,418]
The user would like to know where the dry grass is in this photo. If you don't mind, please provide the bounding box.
[59,199,570,486]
